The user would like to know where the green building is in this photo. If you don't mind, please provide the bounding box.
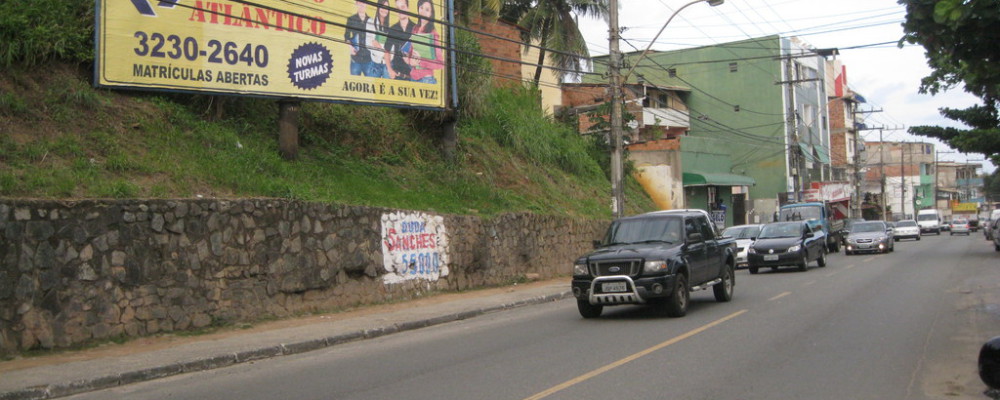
[587,35,834,224]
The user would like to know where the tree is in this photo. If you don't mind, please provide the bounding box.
[454,0,502,24]
[899,0,1000,165]
[505,0,609,85]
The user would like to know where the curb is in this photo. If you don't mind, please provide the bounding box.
[0,290,572,400]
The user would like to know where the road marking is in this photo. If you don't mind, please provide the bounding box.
[522,310,747,400]
[846,264,856,269]
[768,291,791,301]
[825,272,838,277]
[863,257,875,262]
[803,280,817,286]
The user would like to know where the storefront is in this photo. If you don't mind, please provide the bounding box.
[683,171,756,229]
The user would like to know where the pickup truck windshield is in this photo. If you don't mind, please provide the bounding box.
[778,206,822,221]
[917,214,938,221]
[604,216,683,245]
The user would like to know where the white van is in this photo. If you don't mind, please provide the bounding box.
[916,209,942,235]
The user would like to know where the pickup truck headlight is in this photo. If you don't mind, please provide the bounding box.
[643,260,668,273]
[573,263,589,276]
[787,244,801,253]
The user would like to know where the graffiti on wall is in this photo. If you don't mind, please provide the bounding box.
[381,211,450,284]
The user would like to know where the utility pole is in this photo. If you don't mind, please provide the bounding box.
[783,54,800,203]
[900,142,906,220]
[852,108,882,218]
[608,0,624,218]
[879,129,887,221]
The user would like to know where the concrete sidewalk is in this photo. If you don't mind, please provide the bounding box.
[0,279,572,400]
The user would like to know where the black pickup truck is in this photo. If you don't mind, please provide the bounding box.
[571,210,737,318]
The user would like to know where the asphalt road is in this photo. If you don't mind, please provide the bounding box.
[67,233,1000,400]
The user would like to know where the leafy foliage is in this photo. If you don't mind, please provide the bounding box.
[899,0,1000,165]
[0,0,94,66]
[507,0,608,84]
[899,0,1000,100]
[460,85,603,177]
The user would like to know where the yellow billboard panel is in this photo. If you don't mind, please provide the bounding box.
[952,202,977,212]
[96,0,448,109]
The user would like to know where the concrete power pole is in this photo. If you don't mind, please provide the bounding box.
[783,54,800,203]
[608,0,624,218]
[879,130,887,221]
[900,143,906,220]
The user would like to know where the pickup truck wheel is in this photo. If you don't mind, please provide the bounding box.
[577,300,603,319]
[817,250,827,267]
[663,275,689,318]
[713,266,734,302]
[749,267,759,274]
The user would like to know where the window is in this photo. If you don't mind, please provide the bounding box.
[729,62,738,72]
[668,68,677,77]
[684,218,699,241]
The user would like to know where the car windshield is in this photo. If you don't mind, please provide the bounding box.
[896,220,917,227]
[758,223,802,239]
[852,222,885,233]
[778,206,822,222]
[952,219,967,224]
[722,225,760,239]
[603,216,684,245]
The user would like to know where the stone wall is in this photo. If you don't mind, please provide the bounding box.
[0,199,606,355]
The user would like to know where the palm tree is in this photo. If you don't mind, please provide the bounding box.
[454,0,503,23]
[510,0,609,85]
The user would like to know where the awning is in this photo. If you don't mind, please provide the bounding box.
[813,144,830,163]
[683,171,756,187]
[798,143,816,162]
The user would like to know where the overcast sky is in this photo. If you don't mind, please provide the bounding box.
[576,0,996,174]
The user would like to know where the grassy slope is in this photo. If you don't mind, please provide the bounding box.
[0,63,655,219]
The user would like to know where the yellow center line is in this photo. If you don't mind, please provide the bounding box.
[803,280,817,286]
[522,310,747,400]
[863,257,875,262]
[769,291,792,301]
[846,264,856,269]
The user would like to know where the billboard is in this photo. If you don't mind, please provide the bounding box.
[96,0,448,109]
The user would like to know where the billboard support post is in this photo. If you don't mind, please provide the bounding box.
[278,100,300,160]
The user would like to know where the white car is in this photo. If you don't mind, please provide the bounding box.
[892,220,920,241]
[721,224,762,269]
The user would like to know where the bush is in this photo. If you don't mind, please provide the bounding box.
[461,86,603,177]
[0,1,94,66]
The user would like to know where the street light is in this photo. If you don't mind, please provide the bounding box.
[620,0,725,83]
[608,0,725,218]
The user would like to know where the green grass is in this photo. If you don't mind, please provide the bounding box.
[0,62,656,218]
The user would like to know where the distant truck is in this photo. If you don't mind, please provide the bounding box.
[777,202,843,252]
[571,210,736,318]
[916,209,943,235]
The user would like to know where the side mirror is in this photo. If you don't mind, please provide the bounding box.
[979,336,1000,393]
[687,232,703,242]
